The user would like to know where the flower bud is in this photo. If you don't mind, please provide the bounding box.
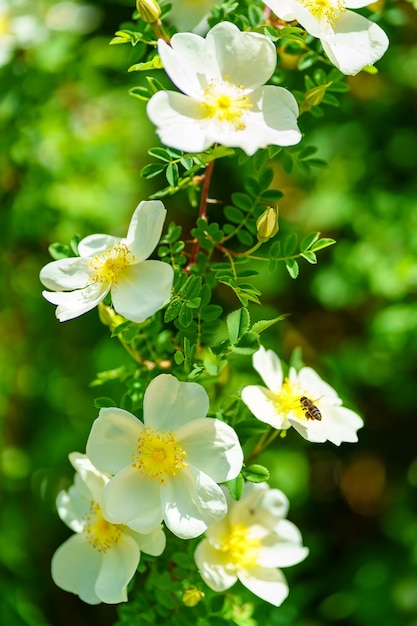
[256,205,279,242]
[136,0,161,23]
[182,587,205,607]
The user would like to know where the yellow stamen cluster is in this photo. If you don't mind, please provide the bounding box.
[301,0,346,26]
[88,243,134,284]
[132,427,188,484]
[274,378,310,421]
[201,79,252,130]
[221,524,261,568]
[83,501,122,553]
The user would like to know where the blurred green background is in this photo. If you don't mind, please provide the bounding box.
[1,0,417,625]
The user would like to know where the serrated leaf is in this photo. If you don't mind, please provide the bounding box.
[243,464,270,483]
[251,315,287,334]
[300,231,320,252]
[164,298,181,322]
[226,474,244,500]
[285,258,299,279]
[301,251,317,264]
[311,237,336,252]
[227,308,250,344]
[94,397,117,409]
[231,331,260,355]
[178,302,194,327]
[128,56,163,72]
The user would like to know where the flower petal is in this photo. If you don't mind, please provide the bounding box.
[128,526,166,557]
[78,234,121,257]
[143,374,209,430]
[102,465,163,532]
[147,90,212,153]
[42,282,110,322]
[265,0,325,38]
[123,200,167,263]
[241,385,288,430]
[51,534,102,605]
[265,519,309,567]
[110,260,173,323]
[322,11,389,75]
[157,32,210,98]
[195,539,238,591]
[294,366,341,404]
[39,257,91,291]
[253,346,284,392]
[205,21,277,90]
[238,566,289,607]
[230,483,289,531]
[95,534,140,604]
[162,466,227,539]
[264,0,297,21]
[69,452,108,501]
[86,407,144,475]
[177,417,243,482]
[56,487,87,533]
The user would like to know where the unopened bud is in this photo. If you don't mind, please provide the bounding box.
[136,0,161,23]
[182,587,205,607]
[256,205,279,242]
[300,82,331,114]
[98,302,125,331]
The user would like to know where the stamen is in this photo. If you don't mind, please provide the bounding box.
[300,0,346,26]
[83,501,122,553]
[221,524,261,568]
[88,243,134,284]
[132,427,188,485]
[200,79,253,130]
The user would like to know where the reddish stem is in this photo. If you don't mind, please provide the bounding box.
[186,159,215,271]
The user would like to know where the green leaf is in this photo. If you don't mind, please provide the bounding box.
[301,250,317,264]
[258,167,274,190]
[226,474,244,500]
[285,258,299,279]
[224,205,244,224]
[243,464,270,483]
[141,163,166,179]
[300,231,320,251]
[251,315,287,334]
[178,302,194,327]
[244,176,261,197]
[201,304,223,321]
[128,56,163,72]
[231,331,260,355]
[269,240,281,258]
[48,242,72,260]
[227,308,250,344]
[164,298,181,323]
[283,232,298,256]
[260,189,283,201]
[298,51,318,70]
[94,397,117,409]
[148,147,172,162]
[174,351,184,365]
[166,162,179,187]
[231,192,252,211]
[236,229,254,246]
[311,237,336,251]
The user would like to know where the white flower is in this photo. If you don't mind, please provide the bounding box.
[51,453,166,605]
[264,0,389,75]
[241,346,363,445]
[194,483,308,606]
[40,200,174,323]
[146,21,301,155]
[86,374,244,540]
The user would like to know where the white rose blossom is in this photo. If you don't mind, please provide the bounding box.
[264,0,389,75]
[146,21,301,155]
[241,346,363,445]
[195,483,308,606]
[40,200,174,323]
[86,374,244,540]
[51,453,166,605]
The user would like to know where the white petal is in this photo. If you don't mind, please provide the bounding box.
[205,21,277,90]
[295,367,341,404]
[102,466,163,532]
[266,519,309,567]
[68,452,109,501]
[322,12,389,75]
[111,260,173,323]
[265,0,325,38]
[42,282,109,322]
[56,487,87,532]
[123,200,167,263]
[128,526,166,557]
[95,534,140,604]
[78,234,121,257]
[253,347,284,392]
[320,405,363,445]
[194,539,238,591]
[239,566,289,607]
[161,466,227,539]
[230,484,289,531]
[264,0,297,21]
[345,0,375,6]
[158,33,210,98]
[147,90,213,153]
[51,534,102,605]
[143,374,209,430]
[241,385,288,430]
[177,417,243,482]
[39,257,91,290]
[86,407,144,475]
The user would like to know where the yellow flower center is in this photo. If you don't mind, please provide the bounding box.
[274,378,318,421]
[0,14,10,36]
[83,501,122,553]
[201,79,253,130]
[221,524,261,568]
[300,0,346,26]
[88,243,134,284]
[131,427,188,484]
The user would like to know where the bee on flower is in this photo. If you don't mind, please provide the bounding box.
[194,482,308,606]
[241,346,363,445]
[51,453,166,604]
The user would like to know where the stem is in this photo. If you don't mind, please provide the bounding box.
[245,428,280,465]
[186,159,216,271]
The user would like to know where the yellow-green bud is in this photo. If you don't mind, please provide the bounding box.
[136,0,161,23]
[182,588,205,607]
[256,205,279,242]
[98,302,125,331]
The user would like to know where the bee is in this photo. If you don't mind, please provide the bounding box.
[299,396,322,421]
